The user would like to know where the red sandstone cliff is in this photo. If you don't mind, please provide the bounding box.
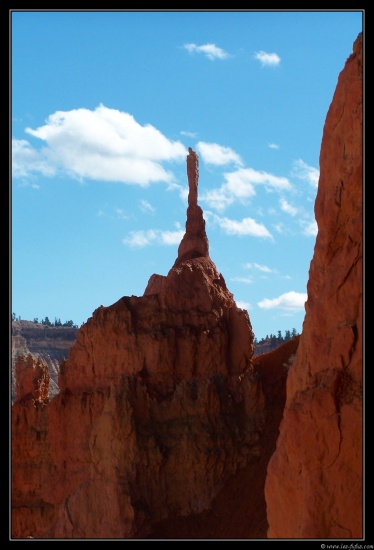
[265,32,363,539]
[12,149,269,539]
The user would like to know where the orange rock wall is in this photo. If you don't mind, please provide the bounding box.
[265,33,363,539]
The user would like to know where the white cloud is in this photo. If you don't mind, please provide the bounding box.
[123,228,184,248]
[123,230,155,248]
[201,188,234,211]
[291,159,319,188]
[273,222,284,234]
[231,276,253,284]
[268,143,279,149]
[183,43,229,60]
[227,168,291,192]
[301,218,318,237]
[202,167,292,211]
[115,208,128,220]
[12,138,56,178]
[13,105,187,186]
[245,262,273,273]
[258,291,307,311]
[254,51,281,67]
[280,197,298,216]
[140,199,155,213]
[180,130,197,138]
[176,183,189,204]
[236,300,252,311]
[196,141,243,166]
[160,230,185,245]
[15,180,41,189]
[208,212,273,239]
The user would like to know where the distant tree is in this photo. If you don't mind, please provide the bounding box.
[54,317,62,327]
[33,318,39,324]
[12,312,16,321]
[63,320,75,327]
[254,327,300,355]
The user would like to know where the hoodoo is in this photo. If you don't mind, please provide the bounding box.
[174,147,209,265]
[12,148,267,539]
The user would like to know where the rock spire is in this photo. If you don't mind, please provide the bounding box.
[174,147,209,266]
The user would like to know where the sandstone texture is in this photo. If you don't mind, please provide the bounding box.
[148,337,299,539]
[15,354,50,404]
[265,33,363,539]
[12,321,78,401]
[12,149,269,539]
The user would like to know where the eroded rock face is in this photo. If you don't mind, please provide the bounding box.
[265,32,363,539]
[15,354,50,403]
[148,337,299,539]
[12,321,78,401]
[12,149,264,539]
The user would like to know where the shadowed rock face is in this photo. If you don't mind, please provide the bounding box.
[265,32,363,539]
[12,149,267,539]
[148,337,299,539]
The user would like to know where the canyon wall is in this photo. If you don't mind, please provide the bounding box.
[265,32,363,539]
[11,32,363,540]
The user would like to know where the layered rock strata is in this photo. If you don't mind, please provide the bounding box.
[11,321,78,401]
[265,32,363,539]
[12,149,265,539]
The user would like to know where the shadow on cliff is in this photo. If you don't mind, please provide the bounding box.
[147,336,300,539]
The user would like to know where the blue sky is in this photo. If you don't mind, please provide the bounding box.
[11,10,363,341]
